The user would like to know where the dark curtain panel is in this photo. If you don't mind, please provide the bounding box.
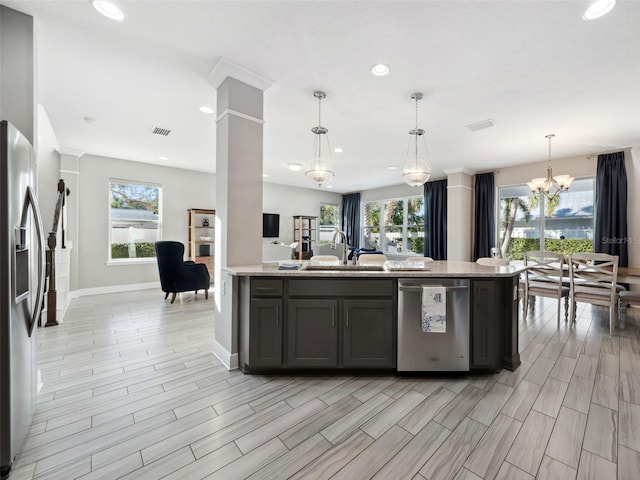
[341,192,361,248]
[473,172,495,260]
[595,151,628,266]
[424,179,447,260]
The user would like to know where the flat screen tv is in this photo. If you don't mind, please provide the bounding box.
[263,213,280,238]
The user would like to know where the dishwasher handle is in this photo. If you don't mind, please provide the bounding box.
[398,285,469,292]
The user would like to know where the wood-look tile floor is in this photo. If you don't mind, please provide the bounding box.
[12,289,640,479]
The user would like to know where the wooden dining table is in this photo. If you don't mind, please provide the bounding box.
[618,267,640,285]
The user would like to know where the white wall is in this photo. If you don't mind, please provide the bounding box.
[262,182,342,244]
[73,158,342,289]
[495,153,598,187]
[77,155,215,289]
[360,182,429,203]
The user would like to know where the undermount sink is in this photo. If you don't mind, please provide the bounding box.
[303,264,385,271]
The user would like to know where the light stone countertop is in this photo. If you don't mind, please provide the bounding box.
[224,260,525,278]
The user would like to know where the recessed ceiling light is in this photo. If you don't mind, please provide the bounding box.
[159,156,168,161]
[326,185,333,189]
[333,147,344,153]
[262,174,269,178]
[387,166,398,170]
[287,162,303,172]
[199,105,214,114]
[582,0,616,21]
[371,64,390,76]
[92,1,125,22]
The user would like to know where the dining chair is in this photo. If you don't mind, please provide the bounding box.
[569,252,619,335]
[523,251,569,327]
[476,257,510,267]
[358,253,387,264]
[618,290,640,326]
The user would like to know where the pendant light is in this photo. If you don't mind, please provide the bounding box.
[527,134,574,201]
[305,91,334,187]
[402,92,432,187]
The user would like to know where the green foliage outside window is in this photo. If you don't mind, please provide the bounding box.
[409,237,425,254]
[320,204,339,226]
[506,238,593,260]
[111,242,156,259]
[111,183,159,212]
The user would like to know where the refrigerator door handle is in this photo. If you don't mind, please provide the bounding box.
[20,186,46,337]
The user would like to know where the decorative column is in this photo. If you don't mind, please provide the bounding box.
[208,58,273,369]
[55,147,83,292]
[446,168,474,261]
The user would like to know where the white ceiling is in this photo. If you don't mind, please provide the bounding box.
[7,0,640,193]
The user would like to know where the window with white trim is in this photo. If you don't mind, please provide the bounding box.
[319,203,340,244]
[361,195,424,254]
[109,180,162,262]
[498,177,594,259]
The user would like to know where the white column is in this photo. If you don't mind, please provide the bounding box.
[55,147,84,292]
[446,169,474,261]
[208,58,273,369]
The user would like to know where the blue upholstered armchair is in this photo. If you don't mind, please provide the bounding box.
[154,241,210,304]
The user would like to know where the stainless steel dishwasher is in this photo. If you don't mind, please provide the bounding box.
[397,278,470,372]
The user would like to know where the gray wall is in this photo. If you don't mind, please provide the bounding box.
[77,155,215,289]
[0,5,35,144]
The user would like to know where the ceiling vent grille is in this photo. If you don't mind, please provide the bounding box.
[151,126,171,136]
[466,119,495,132]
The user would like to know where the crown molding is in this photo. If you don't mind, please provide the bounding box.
[207,57,275,91]
[216,109,265,125]
[54,146,85,158]
[443,167,475,176]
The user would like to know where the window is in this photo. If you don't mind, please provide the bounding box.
[319,203,340,244]
[109,180,162,262]
[362,196,424,255]
[498,177,594,259]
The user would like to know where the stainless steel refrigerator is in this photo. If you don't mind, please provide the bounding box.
[0,121,45,478]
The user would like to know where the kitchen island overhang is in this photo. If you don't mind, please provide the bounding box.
[225,261,525,374]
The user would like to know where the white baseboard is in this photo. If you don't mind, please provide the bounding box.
[212,339,239,371]
[71,281,160,298]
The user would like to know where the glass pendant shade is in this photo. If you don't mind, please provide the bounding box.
[402,92,432,187]
[527,134,574,200]
[403,131,431,187]
[306,91,334,187]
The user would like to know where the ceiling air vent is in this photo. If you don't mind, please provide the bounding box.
[151,126,171,136]
[466,119,495,132]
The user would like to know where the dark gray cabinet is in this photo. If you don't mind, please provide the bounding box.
[287,299,339,367]
[471,280,500,371]
[343,299,394,367]
[470,277,521,372]
[249,298,282,367]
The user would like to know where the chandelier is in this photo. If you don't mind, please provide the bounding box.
[402,92,432,187]
[527,134,574,201]
[305,91,334,187]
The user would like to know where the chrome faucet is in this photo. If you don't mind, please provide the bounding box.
[331,230,349,265]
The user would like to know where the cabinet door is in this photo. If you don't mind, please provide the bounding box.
[471,280,501,371]
[249,299,283,367]
[287,299,338,367]
[343,299,395,368]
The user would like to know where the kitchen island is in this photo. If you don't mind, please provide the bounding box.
[225,261,524,374]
